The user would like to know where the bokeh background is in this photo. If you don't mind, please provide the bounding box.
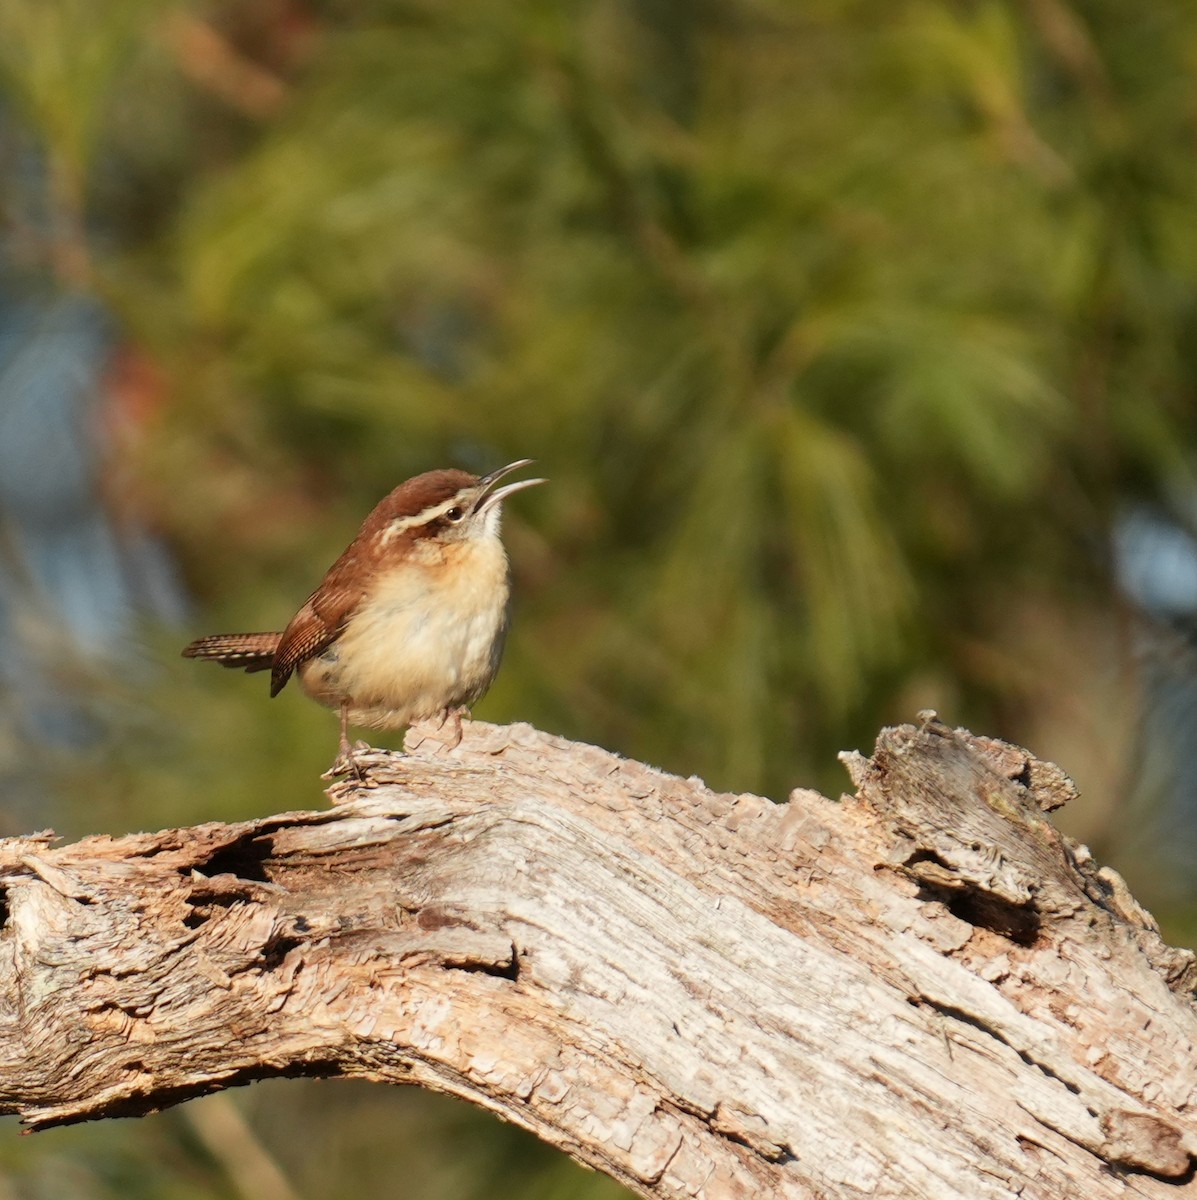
[1,0,1196,1196]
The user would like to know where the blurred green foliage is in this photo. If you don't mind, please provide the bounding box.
[2,0,1197,1196]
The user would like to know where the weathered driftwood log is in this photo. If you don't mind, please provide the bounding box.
[1,715,1195,1200]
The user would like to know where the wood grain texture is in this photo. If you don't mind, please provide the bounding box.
[1,714,1195,1199]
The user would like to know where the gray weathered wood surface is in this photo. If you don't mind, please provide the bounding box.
[1,715,1195,1199]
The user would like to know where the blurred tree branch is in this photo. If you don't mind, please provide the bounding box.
[160,12,288,119]
[1,718,1196,1199]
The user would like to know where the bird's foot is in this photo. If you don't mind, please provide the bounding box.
[406,707,469,753]
[438,705,467,749]
[322,740,377,782]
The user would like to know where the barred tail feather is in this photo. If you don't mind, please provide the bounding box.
[182,632,281,674]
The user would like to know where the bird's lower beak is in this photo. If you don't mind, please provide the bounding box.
[473,459,546,512]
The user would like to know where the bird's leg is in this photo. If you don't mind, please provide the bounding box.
[443,705,467,749]
[323,700,366,780]
[406,706,469,752]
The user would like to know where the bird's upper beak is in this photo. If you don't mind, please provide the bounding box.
[472,459,546,513]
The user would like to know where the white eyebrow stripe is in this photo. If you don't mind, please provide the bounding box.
[378,495,468,545]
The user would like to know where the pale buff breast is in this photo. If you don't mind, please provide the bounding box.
[297,533,511,729]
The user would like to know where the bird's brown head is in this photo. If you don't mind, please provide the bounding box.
[365,459,544,553]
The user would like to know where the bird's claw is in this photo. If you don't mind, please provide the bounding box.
[405,707,468,753]
[322,741,374,781]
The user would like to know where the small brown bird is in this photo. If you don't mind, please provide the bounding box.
[183,460,544,772]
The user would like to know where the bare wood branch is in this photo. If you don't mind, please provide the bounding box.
[1,715,1196,1199]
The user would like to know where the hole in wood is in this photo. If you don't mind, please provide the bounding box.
[906,851,1042,946]
[191,836,275,883]
[922,882,1042,947]
[259,933,303,968]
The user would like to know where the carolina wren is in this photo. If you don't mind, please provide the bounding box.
[183,460,544,772]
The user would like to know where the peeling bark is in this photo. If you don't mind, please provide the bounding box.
[1,715,1196,1199]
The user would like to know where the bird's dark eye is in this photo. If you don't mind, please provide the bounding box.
[446,506,464,522]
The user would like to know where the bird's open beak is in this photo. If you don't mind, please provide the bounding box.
[473,459,546,513]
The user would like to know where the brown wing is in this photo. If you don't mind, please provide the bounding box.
[267,506,410,698]
[269,583,364,697]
